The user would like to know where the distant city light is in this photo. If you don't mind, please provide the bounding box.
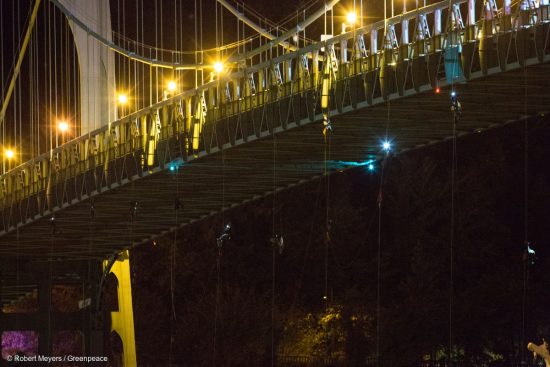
[346,12,357,25]
[167,81,177,92]
[382,141,391,151]
[117,94,128,105]
[58,121,69,132]
[214,61,224,73]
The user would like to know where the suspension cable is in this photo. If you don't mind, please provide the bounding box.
[0,0,41,131]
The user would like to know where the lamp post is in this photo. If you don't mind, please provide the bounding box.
[164,80,177,100]
[117,93,128,119]
[57,121,68,146]
[3,148,15,173]
[344,11,357,69]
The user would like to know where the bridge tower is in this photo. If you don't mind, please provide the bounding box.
[57,0,116,133]
[52,1,136,364]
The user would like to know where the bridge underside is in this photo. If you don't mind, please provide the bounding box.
[0,61,548,269]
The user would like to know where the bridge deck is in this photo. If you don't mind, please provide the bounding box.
[1,0,549,270]
[1,61,548,261]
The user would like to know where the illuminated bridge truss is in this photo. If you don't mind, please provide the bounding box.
[0,0,549,264]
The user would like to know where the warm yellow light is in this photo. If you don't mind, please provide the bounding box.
[117,94,128,105]
[214,61,224,74]
[346,12,357,25]
[5,149,15,159]
[167,81,177,92]
[58,121,69,132]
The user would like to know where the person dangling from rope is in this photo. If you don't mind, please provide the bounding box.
[217,223,232,256]
[450,91,462,121]
[523,240,537,265]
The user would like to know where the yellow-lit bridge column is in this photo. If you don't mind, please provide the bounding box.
[106,251,137,366]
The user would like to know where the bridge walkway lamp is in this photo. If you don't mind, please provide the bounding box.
[117,93,129,119]
[3,148,15,173]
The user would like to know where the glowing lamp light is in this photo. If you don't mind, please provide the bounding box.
[214,61,224,74]
[382,141,391,151]
[5,149,15,159]
[169,165,176,172]
[346,12,357,25]
[117,94,128,105]
[435,87,441,94]
[368,163,375,171]
[58,121,69,132]
[451,91,457,97]
[167,81,177,92]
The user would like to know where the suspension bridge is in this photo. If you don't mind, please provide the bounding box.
[0,0,549,364]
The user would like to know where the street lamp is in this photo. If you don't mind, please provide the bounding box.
[167,80,177,92]
[346,12,357,25]
[117,93,128,118]
[3,148,15,173]
[164,80,178,100]
[213,61,224,74]
[57,120,69,146]
[117,94,128,105]
[58,121,68,133]
[342,11,358,68]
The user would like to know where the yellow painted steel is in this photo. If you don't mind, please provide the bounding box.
[106,251,137,367]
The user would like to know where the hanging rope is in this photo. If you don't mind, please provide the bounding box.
[271,132,277,367]
[520,50,529,364]
[447,3,461,362]
[375,146,391,367]
[212,97,227,367]
[449,101,458,367]
[323,124,332,312]
[169,166,179,364]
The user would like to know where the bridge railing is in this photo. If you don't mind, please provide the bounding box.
[1,0,548,233]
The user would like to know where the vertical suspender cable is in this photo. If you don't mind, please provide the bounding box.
[195,0,198,88]
[0,0,42,132]
[35,21,39,154]
[1,3,4,154]
[16,1,22,162]
[29,23,34,158]
[201,0,206,84]
[53,1,58,144]
[271,131,278,367]
[48,3,52,152]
